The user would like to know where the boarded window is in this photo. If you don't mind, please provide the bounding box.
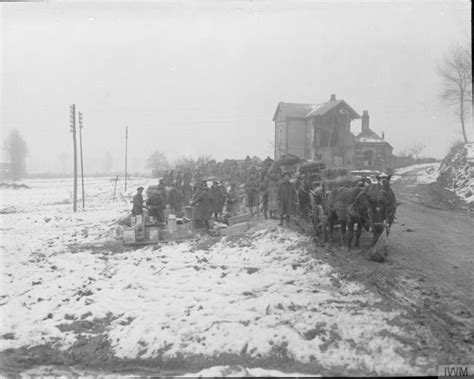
[320,130,330,147]
[330,128,338,147]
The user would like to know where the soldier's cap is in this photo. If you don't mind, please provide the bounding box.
[137,186,144,191]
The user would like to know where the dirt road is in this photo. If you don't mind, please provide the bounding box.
[389,167,473,310]
[317,172,474,367]
[389,195,474,310]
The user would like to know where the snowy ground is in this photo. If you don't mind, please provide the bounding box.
[1,177,431,376]
[391,163,440,185]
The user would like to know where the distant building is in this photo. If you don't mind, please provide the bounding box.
[273,94,360,168]
[273,95,394,171]
[354,110,394,172]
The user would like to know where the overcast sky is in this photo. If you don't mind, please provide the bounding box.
[0,0,471,174]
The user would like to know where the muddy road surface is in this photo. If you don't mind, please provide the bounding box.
[316,172,474,370]
[389,196,474,310]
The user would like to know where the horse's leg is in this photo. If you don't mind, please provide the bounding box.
[321,217,327,243]
[354,221,363,248]
[328,213,335,243]
[339,220,346,247]
[347,219,354,250]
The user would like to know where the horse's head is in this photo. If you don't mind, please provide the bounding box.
[379,176,392,192]
[356,192,385,232]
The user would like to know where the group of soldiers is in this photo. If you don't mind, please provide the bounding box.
[131,177,242,230]
[131,163,311,230]
[131,161,389,234]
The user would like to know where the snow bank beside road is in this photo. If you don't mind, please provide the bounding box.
[392,163,440,184]
[438,143,474,203]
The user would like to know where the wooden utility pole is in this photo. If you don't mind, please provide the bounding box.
[124,126,128,192]
[69,104,78,212]
[78,111,85,209]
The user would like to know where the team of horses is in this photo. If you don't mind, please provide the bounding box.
[310,175,398,250]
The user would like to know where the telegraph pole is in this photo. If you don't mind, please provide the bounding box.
[124,126,128,192]
[69,104,78,212]
[78,111,85,210]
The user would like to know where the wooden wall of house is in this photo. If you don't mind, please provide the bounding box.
[312,109,356,168]
[287,118,306,158]
[355,143,394,171]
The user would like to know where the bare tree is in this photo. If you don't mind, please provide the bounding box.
[4,129,28,180]
[438,43,472,143]
[146,150,170,177]
[173,156,196,172]
[407,142,425,161]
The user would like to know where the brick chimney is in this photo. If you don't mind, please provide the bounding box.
[382,131,385,140]
[330,94,336,101]
[361,110,369,134]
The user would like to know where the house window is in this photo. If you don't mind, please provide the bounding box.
[364,150,374,166]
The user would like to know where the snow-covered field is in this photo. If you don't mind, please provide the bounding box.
[1,177,429,376]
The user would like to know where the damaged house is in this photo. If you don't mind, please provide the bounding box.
[354,110,394,172]
[273,95,394,171]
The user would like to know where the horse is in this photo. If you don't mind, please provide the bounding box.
[327,186,384,249]
[365,175,398,236]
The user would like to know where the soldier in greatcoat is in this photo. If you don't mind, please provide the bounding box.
[131,187,146,216]
[191,183,214,231]
[245,172,260,216]
[260,178,270,219]
[225,183,240,219]
[209,181,225,221]
[168,182,184,217]
[278,173,297,226]
[181,180,193,206]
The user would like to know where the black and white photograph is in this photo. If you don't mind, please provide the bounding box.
[0,0,472,377]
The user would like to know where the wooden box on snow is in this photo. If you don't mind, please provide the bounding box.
[184,206,193,219]
[176,224,192,240]
[220,222,248,237]
[145,227,159,242]
[123,228,136,243]
[135,225,146,241]
[227,213,251,226]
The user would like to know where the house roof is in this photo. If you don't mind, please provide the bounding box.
[273,99,361,121]
[356,128,392,148]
